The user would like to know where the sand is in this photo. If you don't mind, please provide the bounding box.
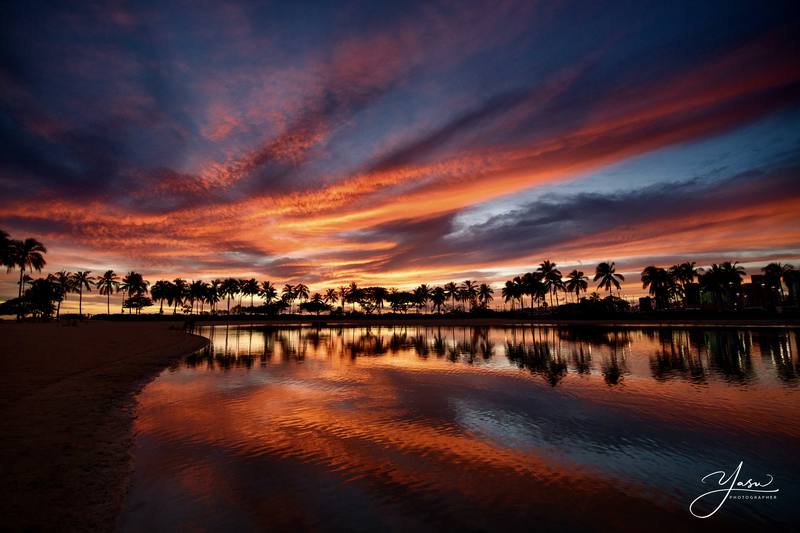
[0,321,208,532]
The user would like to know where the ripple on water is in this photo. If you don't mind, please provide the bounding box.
[120,325,800,531]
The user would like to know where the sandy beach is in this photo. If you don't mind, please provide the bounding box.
[0,321,208,532]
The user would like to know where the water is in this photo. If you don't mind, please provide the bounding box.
[119,325,800,531]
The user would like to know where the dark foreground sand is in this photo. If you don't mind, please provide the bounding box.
[0,321,208,532]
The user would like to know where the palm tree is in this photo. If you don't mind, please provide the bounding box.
[345,282,360,312]
[120,272,149,314]
[242,278,260,312]
[477,283,494,309]
[337,285,348,309]
[47,270,74,319]
[502,280,520,311]
[151,280,170,314]
[537,260,563,307]
[565,270,588,302]
[294,283,310,305]
[171,278,188,314]
[95,270,119,315]
[762,262,792,301]
[282,284,296,312]
[594,262,624,295]
[640,266,674,309]
[71,271,94,316]
[444,282,459,312]
[430,286,446,314]
[669,261,701,287]
[221,278,239,314]
[261,281,278,304]
[323,288,338,307]
[0,229,10,268]
[7,237,47,299]
[204,282,220,314]
[700,262,745,310]
[461,280,477,311]
[371,286,388,313]
[782,266,799,303]
[413,284,431,313]
[189,280,207,314]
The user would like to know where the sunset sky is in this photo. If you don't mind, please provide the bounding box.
[2,0,800,309]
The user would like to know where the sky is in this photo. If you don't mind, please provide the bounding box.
[2,0,800,310]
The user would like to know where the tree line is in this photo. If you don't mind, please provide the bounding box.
[2,229,798,319]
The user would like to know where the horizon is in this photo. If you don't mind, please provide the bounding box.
[2,1,800,313]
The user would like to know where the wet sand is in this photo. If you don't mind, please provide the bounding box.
[0,321,208,532]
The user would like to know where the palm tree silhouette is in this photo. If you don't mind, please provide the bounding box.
[371,286,388,313]
[51,270,74,318]
[565,270,588,302]
[414,284,431,313]
[594,262,624,295]
[151,280,169,314]
[700,262,745,310]
[458,280,476,312]
[323,288,338,307]
[294,283,310,305]
[261,281,278,305]
[221,278,239,314]
[477,283,494,309]
[171,278,188,314]
[345,282,360,312]
[537,260,562,307]
[95,270,119,315]
[762,262,792,301]
[669,261,701,287]
[337,285,348,309]
[502,280,518,311]
[641,266,673,309]
[0,229,10,268]
[204,281,220,314]
[431,286,446,314]
[242,278,260,312]
[8,237,47,299]
[189,280,207,314]
[444,282,459,311]
[282,284,296,312]
[120,272,149,314]
[71,271,94,316]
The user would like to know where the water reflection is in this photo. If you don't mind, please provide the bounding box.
[122,326,800,532]
[184,325,799,387]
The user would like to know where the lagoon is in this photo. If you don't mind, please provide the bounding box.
[119,325,799,531]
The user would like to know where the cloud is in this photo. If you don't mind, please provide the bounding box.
[1,0,799,299]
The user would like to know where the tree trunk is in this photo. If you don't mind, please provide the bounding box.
[79,289,83,316]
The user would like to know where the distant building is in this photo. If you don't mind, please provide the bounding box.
[740,275,780,309]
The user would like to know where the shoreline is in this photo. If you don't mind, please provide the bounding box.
[191,316,800,328]
[0,321,209,532]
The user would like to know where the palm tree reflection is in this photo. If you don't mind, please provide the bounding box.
[184,325,796,385]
